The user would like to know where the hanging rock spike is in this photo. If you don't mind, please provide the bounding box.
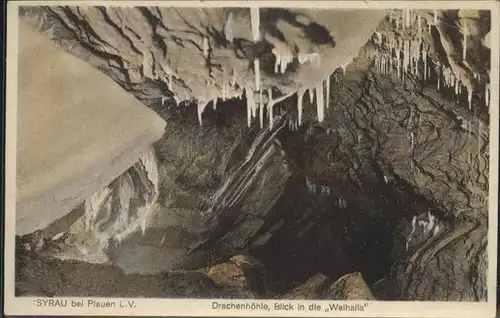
[259,90,264,128]
[254,59,260,91]
[197,100,207,126]
[203,36,209,58]
[315,83,325,123]
[463,23,468,61]
[326,75,330,109]
[297,88,306,126]
[224,12,234,43]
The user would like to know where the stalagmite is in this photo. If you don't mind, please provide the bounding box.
[203,37,209,58]
[161,96,167,107]
[315,83,325,122]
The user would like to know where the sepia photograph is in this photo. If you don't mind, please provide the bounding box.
[4,1,498,317]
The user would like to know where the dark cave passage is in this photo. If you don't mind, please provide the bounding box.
[249,174,415,296]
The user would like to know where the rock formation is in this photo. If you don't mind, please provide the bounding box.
[15,6,492,301]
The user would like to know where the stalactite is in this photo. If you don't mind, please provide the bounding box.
[437,62,441,90]
[402,9,406,30]
[231,71,237,87]
[259,90,264,128]
[418,15,422,38]
[267,88,273,129]
[423,46,427,80]
[272,44,293,74]
[297,88,306,126]
[203,36,209,58]
[274,53,280,73]
[213,98,217,110]
[224,12,234,43]
[254,59,260,91]
[308,88,314,103]
[298,53,320,65]
[197,100,207,126]
[250,7,260,42]
[463,23,468,61]
[403,40,409,76]
[222,81,227,101]
[468,89,473,110]
[246,87,257,127]
[246,96,252,127]
[486,83,490,108]
[315,83,325,123]
[478,121,482,159]
[326,75,330,109]
[396,45,401,78]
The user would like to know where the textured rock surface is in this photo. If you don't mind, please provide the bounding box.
[15,6,492,301]
[25,103,293,273]
[16,241,259,298]
[323,272,376,300]
[19,6,386,112]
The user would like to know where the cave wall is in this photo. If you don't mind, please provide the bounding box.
[14,6,492,302]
